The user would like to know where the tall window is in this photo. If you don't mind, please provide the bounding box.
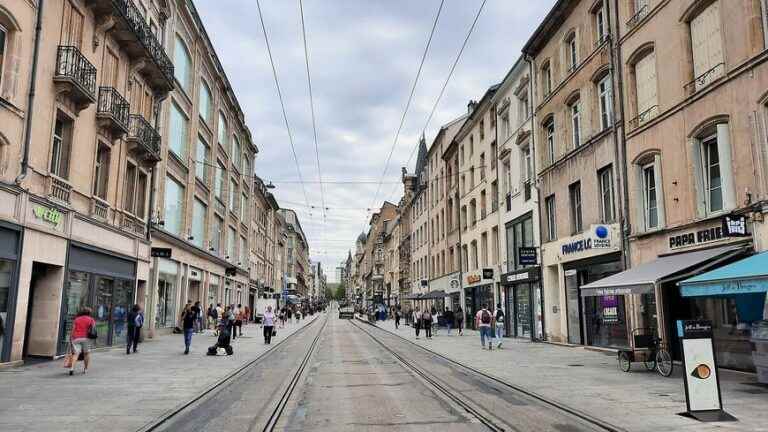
[509,214,535,270]
[212,216,223,252]
[595,5,607,43]
[191,198,206,248]
[240,236,247,264]
[218,111,228,147]
[169,103,188,159]
[50,112,73,179]
[227,226,236,259]
[241,193,248,222]
[501,113,510,139]
[569,182,583,234]
[135,171,148,218]
[598,165,615,223]
[690,1,723,90]
[195,136,209,181]
[215,160,225,201]
[634,50,657,122]
[232,135,241,172]
[545,119,555,163]
[229,177,237,213]
[123,162,137,213]
[701,135,723,212]
[163,177,185,236]
[566,33,578,72]
[61,0,84,48]
[522,144,532,201]
[545,195,557,241]
[519,92,530,123]
[0,24,6,90]
[570,98,581,148]
[173,35,192,92]
[92,143,110,199]
[598,75,613,130]
[480,232,488,267]
[199,81,212,124]
[643,164,658,229]
[542,62,552,96]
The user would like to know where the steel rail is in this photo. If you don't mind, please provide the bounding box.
[352,318,625,432]
[136,315,325,432]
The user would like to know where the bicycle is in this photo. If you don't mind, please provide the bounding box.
[617,327,674,377]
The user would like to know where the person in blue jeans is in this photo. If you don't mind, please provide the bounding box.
[475,305,494,350]
[181,304,196,354]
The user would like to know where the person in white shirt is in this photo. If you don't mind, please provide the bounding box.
[413,308,422,339]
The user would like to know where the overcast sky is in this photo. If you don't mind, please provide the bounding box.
[195,0,555,282]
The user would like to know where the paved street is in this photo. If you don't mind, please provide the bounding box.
[366,317,768,432]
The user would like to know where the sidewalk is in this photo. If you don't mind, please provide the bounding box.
[366,317,768,432]
[0,315,320,432]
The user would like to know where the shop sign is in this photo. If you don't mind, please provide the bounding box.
[33,205,62,226]
[467,274,481,284]
[599,296,619,323]
[591,225,612,249]
[505,272,529,283]
[668,226,726,250]
[518,247,537,265]
[722,215,748,237]
[561,238,592,255]
[450,278,460,290]
[678,320,734,421]
[482,268,494,280]
[151,247,172,258]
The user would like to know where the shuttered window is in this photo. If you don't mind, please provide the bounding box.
[61,1,84,48]
[103,50,119,87]
[690,1,723,89]
[634,51,657,121]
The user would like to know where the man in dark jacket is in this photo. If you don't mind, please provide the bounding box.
[126,304,143,354]
[443,309,454,335]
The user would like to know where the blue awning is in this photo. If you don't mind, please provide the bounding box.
[679,251,768,297]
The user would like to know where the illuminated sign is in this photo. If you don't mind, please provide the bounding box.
[33,206,62,226]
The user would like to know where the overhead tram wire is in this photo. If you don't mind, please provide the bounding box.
[363,0,445,230]
[255,0,311,210]
[298,0,326,222]
[385,0,488,202]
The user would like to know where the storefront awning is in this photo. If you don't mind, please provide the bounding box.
[580,245,745,297]
[422,290,449,299]
[679,251,768,296]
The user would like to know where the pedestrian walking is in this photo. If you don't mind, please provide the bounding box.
[413,308,422,339]
[68,307,96,375]
[443,309,454,335]
[394,307,401,329]
[225,306,236,339]
[286,307,293,325]
[422,308,432,339]
[181,304,195,354]
[192,301,203,333]
[278,308,286,328]
[430,307,438,337]
[262,305,276,344]
[475,304,493,350]
[233,304,244,338]
[494,303,505,349]
[126,304,143,354]
[207,304,217,330]
[456,306,464,336]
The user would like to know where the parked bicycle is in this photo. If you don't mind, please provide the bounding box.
[617,327,674,377]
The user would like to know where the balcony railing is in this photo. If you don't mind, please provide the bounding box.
[90,197,109,221]
[120,212,145,236]
[626,4,649,29]
[54,46,97,112]
[97,87,130,135]
[628,105,659,131]
[47,175,72,205]
[126,114,161,163]
[684,62,725,94]
[109,0,174,90]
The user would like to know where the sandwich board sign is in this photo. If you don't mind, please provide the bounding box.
[678,320,736,422]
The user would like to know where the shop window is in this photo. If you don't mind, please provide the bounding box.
[569,97,581,148]
[688,1,724,91]
[50,112,73,179]
[191,198,206,248]
[545,194,557,241]
[198,80,212,124]
[510,214,535,270]
[195,136,210,182]
[569,182,583,234]
[598,165,615,223]
[0,260,12,360]
[163,176,185,236]
[92,142,110,200]
[173,35,192,92]
[597,74,613,130]
[156,259,178,328]
[169,102,188,159]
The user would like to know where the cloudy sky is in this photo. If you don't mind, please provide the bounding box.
[196,0,555,281]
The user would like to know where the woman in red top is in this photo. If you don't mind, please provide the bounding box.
[69,307,96,375]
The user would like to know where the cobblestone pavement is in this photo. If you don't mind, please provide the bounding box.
[366,317,768,432]
[0,315,319,432]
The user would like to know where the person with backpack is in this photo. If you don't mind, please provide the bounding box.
[413,307,422,339]
[456,306,464,336]
[475,304,494,350]
[126,304,143,354]
[181,304,196,354]
[493,303,505,349]
[422,308,432,339]
[443,308,454,336]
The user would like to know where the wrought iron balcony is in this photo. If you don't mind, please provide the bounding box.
[53,46,97,113]
[86,0,174,93]
[97,87,130,137]
[626,4,649,29]
[628,105,659,131]
[684,63,725,95]
[126,114,161,163]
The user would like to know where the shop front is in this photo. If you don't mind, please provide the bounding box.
[59,244,137,354]
[501,267,544,340]
[0,223,21,363]
[463,269,497,329]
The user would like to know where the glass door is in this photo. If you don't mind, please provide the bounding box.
[59,271,91,354]
[94,277,114,347]
[515,284,531,338]
[0,260,14,361]
[111,280,134,345]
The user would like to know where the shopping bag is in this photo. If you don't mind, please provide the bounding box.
[62,353,74,368]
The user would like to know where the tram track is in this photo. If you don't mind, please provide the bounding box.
[351,318,625,432]
[136,314,327,432]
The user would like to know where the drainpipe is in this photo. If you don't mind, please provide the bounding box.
[15,0,45,185]
[146,94,168,241]
[609,0,631,270]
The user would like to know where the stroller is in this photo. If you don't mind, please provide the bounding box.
[207,327,234,356]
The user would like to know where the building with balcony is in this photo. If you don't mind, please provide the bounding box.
[407,137,430,300]
[0,0,177,365]
[279,208,309,297]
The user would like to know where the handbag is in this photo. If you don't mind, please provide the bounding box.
[272,329,277,337]
[62,352,74,368]
[87,322,98,340]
